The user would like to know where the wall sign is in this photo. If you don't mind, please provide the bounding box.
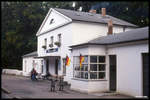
[46,48,58,53]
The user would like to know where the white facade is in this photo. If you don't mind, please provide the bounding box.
[70,40,148,97]
[22,57,43,76]
[107,41,149,97]
[36,8,136,83]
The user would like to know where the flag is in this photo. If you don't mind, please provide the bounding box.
[80,54,84,67]
[66,55,70,66]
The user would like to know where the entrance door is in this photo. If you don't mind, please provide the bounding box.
[142,53,149,97]
[109,55,117,91]
[63,58,66,75]
[46,59,49,74]
[55,59,58,75]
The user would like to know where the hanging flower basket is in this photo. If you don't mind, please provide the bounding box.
[49,44,53,48]
[42,45,46,49]
[54,41,61,47]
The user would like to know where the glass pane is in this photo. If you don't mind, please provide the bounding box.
[84,64,88,71]
[99,56,105,63]
[81,72,84,78]
[81,66,84,71]
[85,72,88,79]
[90,72,97,79]
[98,72,105,79]
[74,56,79,64]
[98,64,105,71]
[83,56,88,64]
[74,65,80,71]
[90,64,97,71]
[90,56,97,63]
[74,71,80,78]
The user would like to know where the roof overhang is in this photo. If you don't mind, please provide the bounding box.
[70,39,148,48]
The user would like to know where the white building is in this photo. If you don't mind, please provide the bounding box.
[22,51,43,76]
[35,8,137,83]
[70,27,149,97]
[22,8,149,97]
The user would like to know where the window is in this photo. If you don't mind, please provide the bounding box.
[44,38,47,49]
[50,36,53,44]
[24,60,27,72]
[41,60,43,73]
[50,18,54,24]
[58,34,61,43]
[73,55,106,80]
[73,56,88,79]
[33,60,35,68]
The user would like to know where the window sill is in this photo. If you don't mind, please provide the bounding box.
[71,78,107,82]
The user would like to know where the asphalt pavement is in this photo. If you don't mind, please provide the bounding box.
[1,74,133,99]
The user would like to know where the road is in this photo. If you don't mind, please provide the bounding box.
[1,74,133,99]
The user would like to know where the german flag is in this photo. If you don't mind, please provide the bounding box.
[80,54,84,68]
[66,55,71,66]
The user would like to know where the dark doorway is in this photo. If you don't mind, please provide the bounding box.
[55,59,58,75]
[46,59,49,74]
[142,53,149,97]
[109,55,117,91]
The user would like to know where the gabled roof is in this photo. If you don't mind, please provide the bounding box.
[54,8,137,27]
[22,51,37,58]
[70,27,148,47]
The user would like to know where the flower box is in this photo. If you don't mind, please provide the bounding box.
[54,41,61,47]
[49,44,53,48]
[42,45,46,49]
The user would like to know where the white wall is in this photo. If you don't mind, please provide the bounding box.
[71,21,134,45]
[22,57,43,76]
[108,41,148,96]
[37,23,73,82]
[39,8,72,35]
[71,45,109,93]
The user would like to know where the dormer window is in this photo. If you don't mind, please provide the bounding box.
[50,18,54,24]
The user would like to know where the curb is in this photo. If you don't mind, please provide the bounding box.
[2,87,11,94]
[2,87,22,99]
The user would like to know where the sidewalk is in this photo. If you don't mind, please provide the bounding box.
[2,74,133,99]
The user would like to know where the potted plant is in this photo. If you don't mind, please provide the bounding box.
[49,43,53,48]
[54,41,61,47]
[42,45,46,49]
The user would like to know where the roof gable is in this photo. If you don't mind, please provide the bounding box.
[36,8,72,36]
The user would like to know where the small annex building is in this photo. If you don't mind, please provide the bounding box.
[70,27,149,97]
[22,51,43,76]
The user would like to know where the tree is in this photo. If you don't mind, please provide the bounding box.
[1,1,149,70]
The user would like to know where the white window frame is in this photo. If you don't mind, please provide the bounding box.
[73,55,106,80]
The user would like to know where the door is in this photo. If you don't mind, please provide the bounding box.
[55,59,58,75]
[142,53,149,97]
[63,58,66,75]
[46,59,49,74]
[109,55,117,91]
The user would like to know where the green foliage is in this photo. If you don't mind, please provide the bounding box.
[1,1,149,70]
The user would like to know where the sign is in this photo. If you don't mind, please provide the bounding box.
[46,48,58,53]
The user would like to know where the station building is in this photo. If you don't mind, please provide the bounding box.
[22,8,149,97]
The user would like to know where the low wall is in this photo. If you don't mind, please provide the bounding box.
[2,69,23,76]
[70,79,108,93]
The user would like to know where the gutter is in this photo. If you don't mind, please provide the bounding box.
[70,39,148,48]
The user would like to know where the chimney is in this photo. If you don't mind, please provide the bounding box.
[89,9,96,14]
[102,8,106,17]
[107,19,113,35]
